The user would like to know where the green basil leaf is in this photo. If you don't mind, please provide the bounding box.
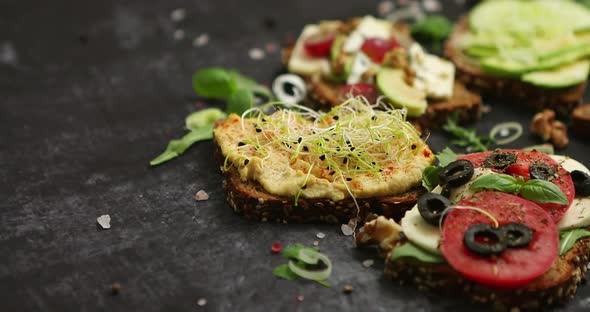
[192,68,237,99]
[521,179,569,205]
[422,166,442,192]
[436,147,459,167]
[229,70,272,99]
[149,124,214,166]
[226,88,253,115]
[559,229,590,255]
[272,264,298,280]
[469,174,520,193]
[185,108,226,131]
[281,244,319,260]
[391,242,444,263]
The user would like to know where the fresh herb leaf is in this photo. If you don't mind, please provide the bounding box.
[149,124,214,166]
[272,264,298,280]
[436,147,459,167]
[443,112,493,152]
[422,166,442,191]
[469,174,522,194]
[559,229,590,255]
[391,242,444,263]
[281,244,318,260]
[192,67,237,99]
[229,70,272,99]
[226,88,254,115]
[520,179,569,205]
[577,0,590,9]
[185,108,226,131]
[411,15,452,51]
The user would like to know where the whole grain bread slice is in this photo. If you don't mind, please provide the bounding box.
[445,16,587,117]
[213,133,425,224]
[384,236,590,311]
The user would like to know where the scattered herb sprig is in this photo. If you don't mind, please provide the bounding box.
[469,174,569,205]
[150,68,270,166]
[443,112,493,152]
[559,229,590,255]
[272,244,332,287]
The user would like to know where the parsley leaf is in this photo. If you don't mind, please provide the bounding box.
[422,166,442,192]
[436,147,459,167]
[443,112,493,152]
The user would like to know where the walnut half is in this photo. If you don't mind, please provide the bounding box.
[530,109,569,149]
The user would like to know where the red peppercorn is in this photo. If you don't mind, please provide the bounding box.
[271,242,282,253]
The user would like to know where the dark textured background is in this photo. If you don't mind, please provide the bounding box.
[1,0,589,311]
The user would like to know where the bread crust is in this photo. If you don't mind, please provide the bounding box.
[384,236,590,311]
[213,131,425,223]
[445,16,587,117]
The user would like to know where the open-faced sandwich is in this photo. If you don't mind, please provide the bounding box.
[213,97,435,223]
[446,0,590,116]
[357,148,590,310]
[282,15,482,128]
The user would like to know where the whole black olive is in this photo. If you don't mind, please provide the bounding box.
[417,193,452,226]
[463,223,506,256]
[529,162,556,181]
[500,223,533,248]
[483,151,517,169]
[438,160,474,187]
[571,170,590,196]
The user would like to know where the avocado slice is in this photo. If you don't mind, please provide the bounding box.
[376,68,427,117]
[522,59,590,88]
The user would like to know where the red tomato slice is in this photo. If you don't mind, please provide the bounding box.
[458,149,574,223]
[340,83,378,103]
[360,38,399,63]
[303,32,335,58]
[442,192,558,288]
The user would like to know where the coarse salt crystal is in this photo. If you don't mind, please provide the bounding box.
[312,240,319,246]
[422,0,441,12]
[193,33,209,47]
[195,190,209,201]
[197,298,207,306]
[170,8,186,22]
[296,295,304,302]
[97,214,111,229]
[378,1,394,16]
[341,224,354,236]
[248,48,265,60]
[362,259,374,268]
[173,29,185,41]
[316,232,326,239]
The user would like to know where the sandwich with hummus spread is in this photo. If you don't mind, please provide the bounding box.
[282,15,482,128]
[445,0,590,116]
[213,97,434,223]
[357,149,590,310]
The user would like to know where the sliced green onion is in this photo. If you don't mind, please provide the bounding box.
[489,122,523,145]
[287,250,332,281]
[297,248,322,265]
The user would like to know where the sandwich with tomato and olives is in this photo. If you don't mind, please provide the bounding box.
[445,0,590,116]
[357,149,590,310]
[282,16,482,128]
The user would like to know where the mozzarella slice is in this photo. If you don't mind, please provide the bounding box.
[287,25,330,76]
[552,155,590,230]
[343,16,392,53]
[448,168,496,203]
[409,43,455,99]
[401,204,442,255]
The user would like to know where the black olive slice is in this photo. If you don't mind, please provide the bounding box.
[438,160,474,187]
[417,193,452,226]
[571,170,590,196]
[500,223,533,248]
[529,162,556,181]
[483,151,517,169]
[463,223,506,256]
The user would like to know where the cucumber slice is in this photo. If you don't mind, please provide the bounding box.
[376,68,427,117]
[522,59,590,88]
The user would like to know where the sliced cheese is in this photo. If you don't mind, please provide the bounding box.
[346,52,373,84]
[448,168,496,204]
[343,16,392,53]
[401,206,442,255]
[552,155,590,230]
[409,43,455,99]
[287,25,330,76]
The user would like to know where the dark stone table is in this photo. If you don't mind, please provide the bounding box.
[1,0,589,311]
